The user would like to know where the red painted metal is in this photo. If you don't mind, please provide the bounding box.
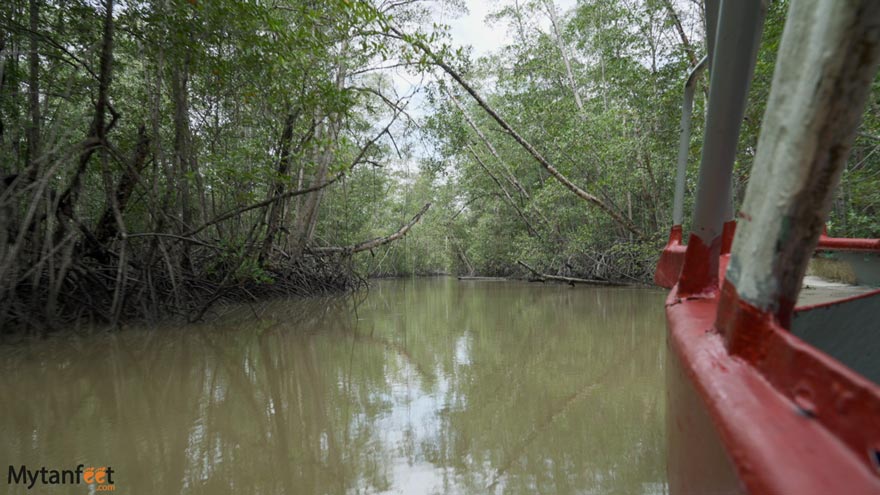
[655,225,686,288]
[667,281,880,494]
[655,221,736,289]
[817,234,880,252]
[660,212,880,492]
[720,220,736,255]
[676,233,724,297]
[661,218,880,492]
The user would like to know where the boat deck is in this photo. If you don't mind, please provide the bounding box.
[797,275,877,306]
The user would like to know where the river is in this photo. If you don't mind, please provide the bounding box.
[0,278,668,494]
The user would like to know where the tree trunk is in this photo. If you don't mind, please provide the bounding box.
[26,0,40,173]
[466,144,542,239]
[446,87,530,201]
[260,110,297,261]
[543,0,585,116]
[95,125,149,244]
[661,0,699,66]
[172,57,195,230]
[293,55,348,251]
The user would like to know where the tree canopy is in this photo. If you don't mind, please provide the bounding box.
[1,0,879,329]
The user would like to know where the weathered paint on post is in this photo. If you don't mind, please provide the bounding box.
[725,0,880,327]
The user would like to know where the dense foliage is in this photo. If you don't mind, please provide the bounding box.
[2,0,879,329]
[0,0,450,328]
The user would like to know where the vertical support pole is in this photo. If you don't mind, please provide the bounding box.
[707,1,737,235]
[708,0,754,233]
[673,56,708,227]
[677,0,766,296]
[705,0,720,73]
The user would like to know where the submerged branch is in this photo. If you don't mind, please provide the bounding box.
[517,260,624,286]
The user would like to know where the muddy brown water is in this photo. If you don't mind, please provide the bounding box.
[0,278,668,494]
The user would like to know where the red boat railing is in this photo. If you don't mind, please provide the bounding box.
[658,223,880,288]
[817,233,880,252]
[660,1,880,493]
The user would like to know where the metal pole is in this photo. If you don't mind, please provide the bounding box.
[707,0,737,234]
[678,0,765,294]
[705,0,720,73]
[673,55,708,227]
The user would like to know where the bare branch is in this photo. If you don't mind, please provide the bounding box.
[661,0,699,66]
[185,108,404,238]
[313,203,431,253]
[467,144,542,240]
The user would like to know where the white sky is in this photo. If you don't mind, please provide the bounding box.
[447,0,510,57]
[446,0,578,56]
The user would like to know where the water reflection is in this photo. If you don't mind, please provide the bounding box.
[0,278,667,494]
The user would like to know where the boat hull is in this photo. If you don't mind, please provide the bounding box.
[665,288,880,494]
[666,336,742,495]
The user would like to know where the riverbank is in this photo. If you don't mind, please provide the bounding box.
[2,245,657,335]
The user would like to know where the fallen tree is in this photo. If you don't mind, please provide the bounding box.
[382,22,645,240]
[517,260,626,286]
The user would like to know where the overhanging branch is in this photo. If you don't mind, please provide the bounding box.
[312,203,431,254]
